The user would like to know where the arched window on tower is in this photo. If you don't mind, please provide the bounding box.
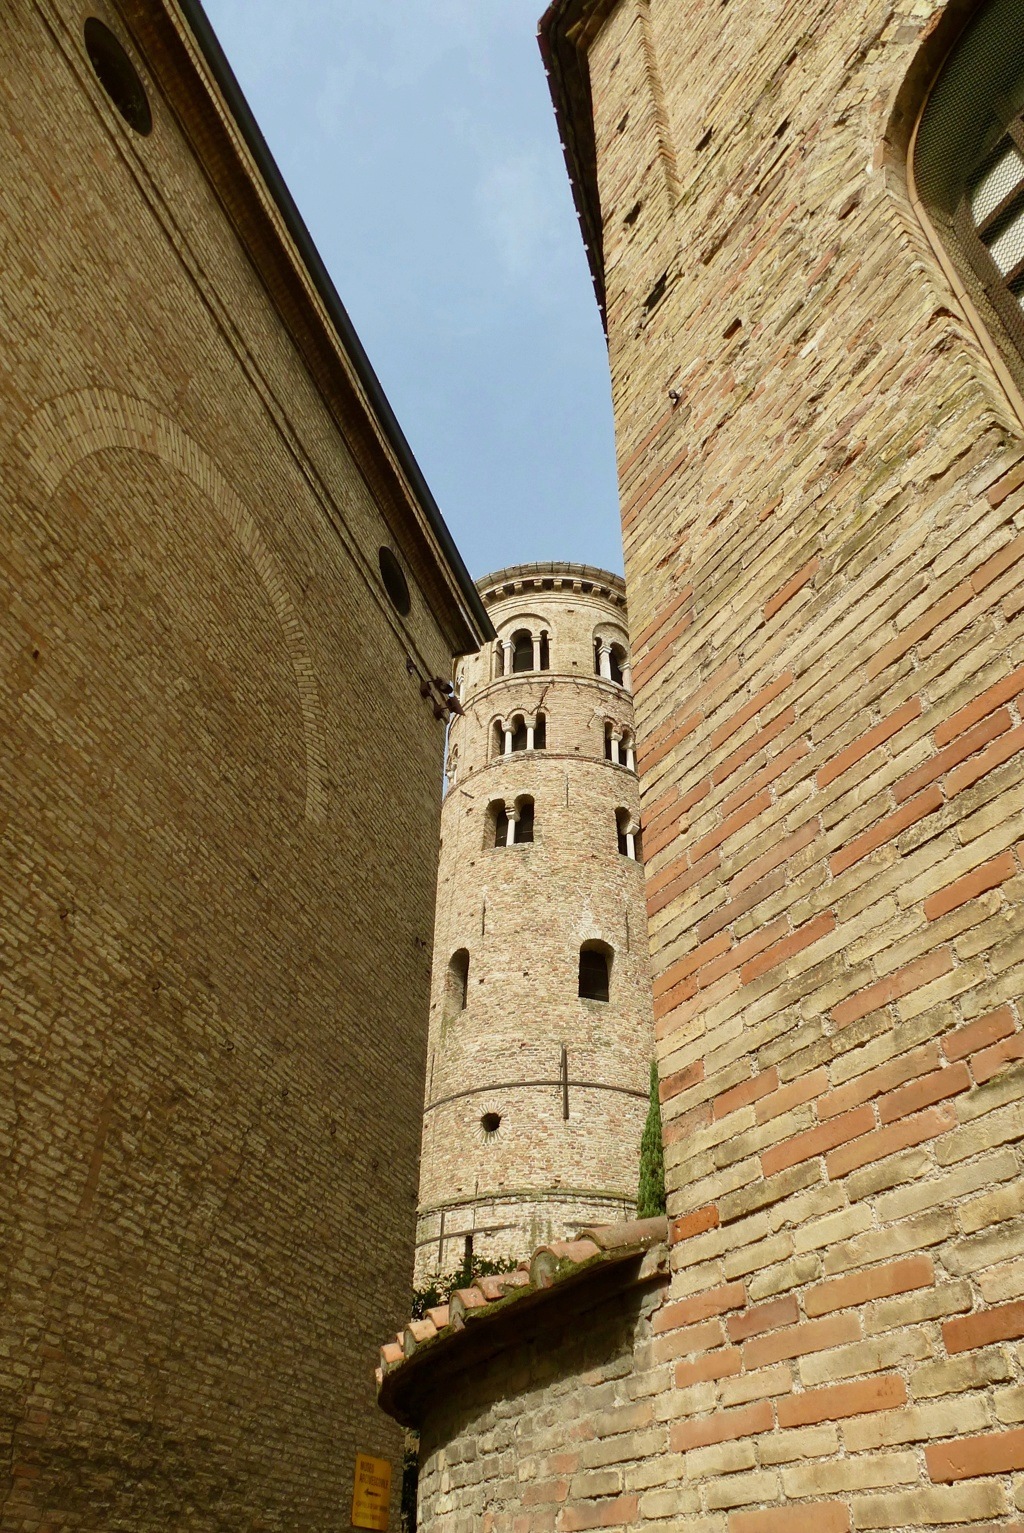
[578,941,612,1001]
[539,631,550,670]
[491,800,510,847]
[511,629,533,673]
[608,643,626,686]
[514,794,535,843]
[445,949,470,1015]
[534,712,547,750]
[510,714,528,752]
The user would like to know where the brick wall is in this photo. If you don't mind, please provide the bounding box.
[410,1246,672,1530]
[542,0,1024,1525]
[0,3,483,1527]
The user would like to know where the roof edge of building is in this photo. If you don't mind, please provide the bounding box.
[538,0,621,327]
[377,1216,667,1429]
[145,0,493,650]
[478,560,626,598]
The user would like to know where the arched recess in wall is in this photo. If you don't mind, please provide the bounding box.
[11,389,329,824]
[889,0,1024,427]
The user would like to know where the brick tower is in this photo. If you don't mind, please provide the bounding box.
[414,561,654,1279]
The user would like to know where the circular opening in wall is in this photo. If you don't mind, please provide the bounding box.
[480,1112,502,1136]
[378,546,411,615]
[84,19,152,136]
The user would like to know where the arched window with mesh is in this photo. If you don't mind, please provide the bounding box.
[915,2,1024,371]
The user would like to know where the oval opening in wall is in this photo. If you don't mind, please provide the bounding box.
[84,19,153,136]
[379,546,411,615]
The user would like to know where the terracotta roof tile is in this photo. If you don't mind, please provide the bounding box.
[378,1215,669,1423]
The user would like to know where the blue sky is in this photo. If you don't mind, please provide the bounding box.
[201,0,623,580]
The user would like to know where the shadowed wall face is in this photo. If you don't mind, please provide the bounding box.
[542,0,1024,1525]
[0,3,479,1527]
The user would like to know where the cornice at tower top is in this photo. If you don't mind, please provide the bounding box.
[478,561,627,611]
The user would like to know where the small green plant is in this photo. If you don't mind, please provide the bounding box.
[637,1059,666,1217]
[410,1252,519,1321]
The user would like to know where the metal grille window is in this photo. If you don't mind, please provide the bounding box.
[916,0,1024,366]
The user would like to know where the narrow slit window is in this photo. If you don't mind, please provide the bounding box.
[446,949,470,1015]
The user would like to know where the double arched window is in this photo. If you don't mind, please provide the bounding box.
[914,0,1024,376]
[604,722,635,769]
[489,795,536,847]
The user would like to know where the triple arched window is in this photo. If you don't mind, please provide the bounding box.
[494,627,551,676]
[493,712,548,757]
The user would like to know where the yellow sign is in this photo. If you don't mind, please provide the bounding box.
[351,1452,392,1531]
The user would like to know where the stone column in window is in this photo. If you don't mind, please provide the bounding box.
[598,642,613,680]
[609,729,621,765]
[503,722,513,757]
[532,634,542,671]
[502,638,513,676]
[526,721,536,750]
[624,736,636,772]
[622,659,633,692]
[625,818,638,860]
[505,804,519,847]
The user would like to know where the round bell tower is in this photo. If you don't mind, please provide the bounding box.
[415,562,654,1280]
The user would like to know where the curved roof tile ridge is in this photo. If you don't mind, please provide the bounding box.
[377,1216,668,1423]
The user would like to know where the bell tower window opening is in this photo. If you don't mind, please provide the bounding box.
[578,941,612,1002]
[510,715,528,752]
[616,808,642,860]
[511,630,533,673]
[539,631,550,670]
[513,795,535,843]
[534,712,547,750]
[492,802,511,847]
[490,797,534,846]
[608,645,626,685]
